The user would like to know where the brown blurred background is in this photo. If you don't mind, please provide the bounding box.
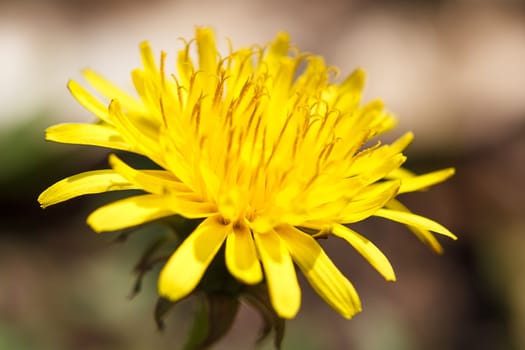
[1,0,524,349]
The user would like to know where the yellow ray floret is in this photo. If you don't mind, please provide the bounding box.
[39,27,456,319]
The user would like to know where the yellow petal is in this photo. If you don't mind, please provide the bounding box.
[38,170,136,208]
[342,68,366,96]
[254,230,301,319]
[83,69,145,113]
[139,41,158,75]
[386,167,415,179]
[265,32,290,72]
[349,132,413,180]
[158,215,229,302]
[332,224,396,281]
[67,80,111,124]
[108,154,191,195]
[398,168,455,194]
[389,132,414,153]
[333,68,366,112]
[196,27,218,74]
[374,208,457,240]
[131,69,147,101]
[45,123,132,151]
[347,100,389,138]
[87,193,216,232]
[225,224,263,284]
[351,153,406,185]
[87,194,175,232]
[340,181,400,223]
[278,225,362,318]
[177,45,195,88]
[108,100,160,157]
[385,199,443,254]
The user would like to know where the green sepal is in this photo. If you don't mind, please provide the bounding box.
[129,237,170,298]
[242,284,286,349]
[184,293,241,350]
[154,297,176,331]
[127,219,198,299]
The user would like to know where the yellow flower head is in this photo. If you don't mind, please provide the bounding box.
[39,28,456,319]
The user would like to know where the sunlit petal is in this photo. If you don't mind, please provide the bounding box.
[38,170,136,208]
[225,223,263,284]
[332,224,396,281]
[339,181,400,223]
[45,123,132,151]
[108,154,192,195]
[158,215,229,302]
[374,209,457,240]
[108,100,160,158]
[398,168,455,194]
[87,194,175,232]
[278,225,361,318]
[254,230,301,319]
[87,194,216,232]
[67,80,111,124]
[83,69,145,113]
[385,199,443,253]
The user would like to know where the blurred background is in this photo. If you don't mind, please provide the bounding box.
[1,0,524,349]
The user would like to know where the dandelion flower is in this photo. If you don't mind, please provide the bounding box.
[38,28,456,320]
